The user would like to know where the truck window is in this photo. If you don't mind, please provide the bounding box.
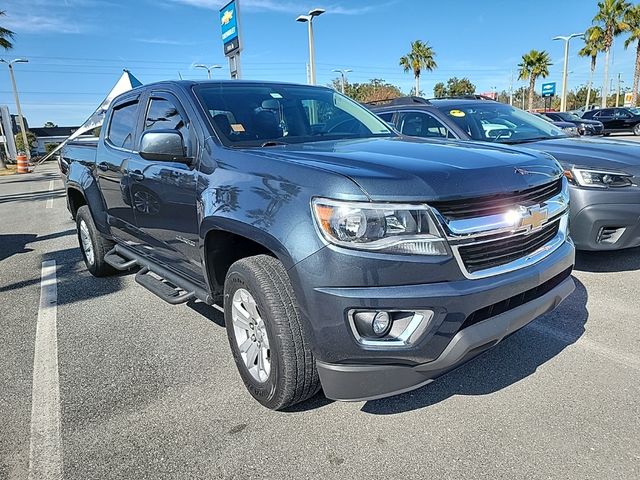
[397,111,453,138]
[144,98,190,145]
[107,101,138,150]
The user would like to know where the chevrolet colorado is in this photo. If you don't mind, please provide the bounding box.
[61,81,575,410]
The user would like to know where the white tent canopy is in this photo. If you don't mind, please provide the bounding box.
[36,70,142,166]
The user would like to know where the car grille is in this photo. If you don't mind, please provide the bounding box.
[430,178,563,220]
[458,219,561,273]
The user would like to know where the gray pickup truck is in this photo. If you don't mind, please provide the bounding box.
[61,80,575,410]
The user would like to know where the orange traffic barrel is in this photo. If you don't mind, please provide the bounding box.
[16,154,29,174]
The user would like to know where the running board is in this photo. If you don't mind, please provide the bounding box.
[135,268,195,305]
[107,244,213,305]
[105,248,138,271]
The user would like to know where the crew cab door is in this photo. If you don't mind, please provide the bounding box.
[96,95,141,242]
[127,91,202,281]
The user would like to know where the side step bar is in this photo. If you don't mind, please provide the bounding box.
[105,245,212,305]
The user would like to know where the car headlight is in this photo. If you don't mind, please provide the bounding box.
[312,198,447,255]
[566,168,634,188]
[562,126,579,136]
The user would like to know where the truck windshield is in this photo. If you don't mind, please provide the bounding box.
[195,83,394,147]
[434,103,567,144]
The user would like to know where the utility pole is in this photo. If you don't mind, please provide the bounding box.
[616,73,622,107]
[509,70,514,106]
[332,68,352,94]
[1,58,30,160]
[553,33,584,112]
[296,8,325,85]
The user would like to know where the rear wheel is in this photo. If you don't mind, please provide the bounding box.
[224,255,320,410]
[76,205,115,277]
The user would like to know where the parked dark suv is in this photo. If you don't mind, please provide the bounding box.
[543,111,604,136]
[582,107,640,135]
[61,81,575,410]
[370,97,640,250]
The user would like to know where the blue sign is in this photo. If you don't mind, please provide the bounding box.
[220,0,240,56]
[541,82,556,97]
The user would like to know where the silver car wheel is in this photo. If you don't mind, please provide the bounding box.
[79,219,95,265]
[231,288,271,383]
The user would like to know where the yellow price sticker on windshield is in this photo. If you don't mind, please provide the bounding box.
[449,109,465,117]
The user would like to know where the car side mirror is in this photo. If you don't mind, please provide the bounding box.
[139,130,190,163]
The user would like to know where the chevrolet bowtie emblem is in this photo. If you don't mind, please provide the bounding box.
[516,205,549,232]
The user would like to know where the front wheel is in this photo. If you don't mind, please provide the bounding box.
[224,255,320,410]
[633,124,640,136]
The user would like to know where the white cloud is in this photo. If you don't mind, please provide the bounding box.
[167,0,392,15]
[134,37,197,46]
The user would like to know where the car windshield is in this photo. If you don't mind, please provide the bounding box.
[629,107,640,115]
[435,103,567,144]
[195,83,394,147]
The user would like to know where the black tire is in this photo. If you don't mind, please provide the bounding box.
[76,205,116,277]
[224,255,320,410]
[633,124,640,136]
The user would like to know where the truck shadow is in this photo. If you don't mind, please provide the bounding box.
[574,247,640,273]
[358,276,589,415]
[0,230,75,262]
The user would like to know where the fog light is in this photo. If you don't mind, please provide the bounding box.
[372,311,391,336]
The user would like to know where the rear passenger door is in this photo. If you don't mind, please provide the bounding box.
[97,95,140,242]
[595,109,615,129]
[127,91,202,281]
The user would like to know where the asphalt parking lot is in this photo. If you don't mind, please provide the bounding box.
[1,157,639,480]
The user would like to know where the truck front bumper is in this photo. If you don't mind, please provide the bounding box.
[317,274,574,401]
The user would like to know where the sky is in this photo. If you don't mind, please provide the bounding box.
[1,0,638,127]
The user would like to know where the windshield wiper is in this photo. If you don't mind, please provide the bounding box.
[507,136,567,144]
[260,140,288,147]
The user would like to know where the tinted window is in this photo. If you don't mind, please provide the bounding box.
[145,97,190,144]
[615,109,632,118]
[195,84,393,147]
[397,112,451,138]
[107,101,138,149]
[600,109,614,117]
[377,112,394,122]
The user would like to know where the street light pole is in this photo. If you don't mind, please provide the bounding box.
[332,68,352,94]
[1,58,30,160]
[553,32,583,112]
[194,64,222,79]
[297,8,325,85]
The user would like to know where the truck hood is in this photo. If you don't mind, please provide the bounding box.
[245,137,562,202]
[521,137,640,177]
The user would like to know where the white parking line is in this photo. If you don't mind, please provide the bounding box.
[28,260,63,480]
[46,180,54,209]
[527,321,640,372]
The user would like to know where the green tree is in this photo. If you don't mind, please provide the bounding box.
[622,4,640,106]
[593,0,630,107]
[433,82,447,98]
[579,26,605,110]
[399,40,437,98]
[43,121,57,128]
[331,78,402,103]
[446,77,476,96]
[0,10,14,50]
[518,49,552,111]
[15,131,37,154]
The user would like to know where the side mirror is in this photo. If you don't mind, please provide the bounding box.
[139,130,189,163]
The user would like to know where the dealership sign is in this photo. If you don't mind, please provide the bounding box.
[220,0,241,57]
[541,82,556,97]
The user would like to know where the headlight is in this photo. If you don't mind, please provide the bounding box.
[566,168,634,188]
[562,126,579,136]
[312,198,447,255]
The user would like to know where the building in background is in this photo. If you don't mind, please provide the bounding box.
[30,126,93,155]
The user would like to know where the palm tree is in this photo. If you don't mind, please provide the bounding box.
[0,10,14,50]
[518,50,552,111]
[623,4,640,106]
[579,26,605,110]
[593,0,630,107]
[399,40,437,97]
